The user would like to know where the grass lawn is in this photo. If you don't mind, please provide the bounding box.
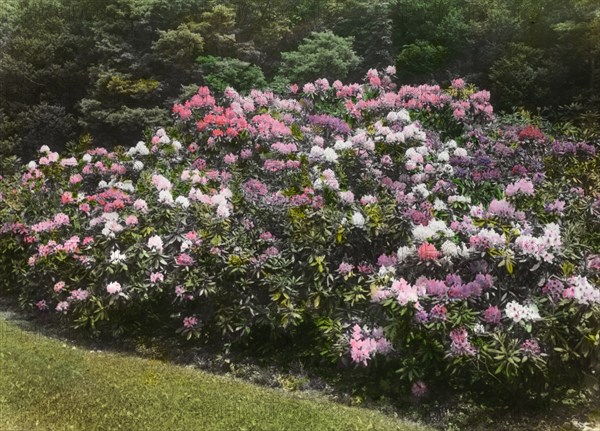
[0,314,429,431]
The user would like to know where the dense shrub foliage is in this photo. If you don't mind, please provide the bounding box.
[1,69,599,398]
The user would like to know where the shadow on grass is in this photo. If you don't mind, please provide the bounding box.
[0,309,429,431]
[1,299,598,431]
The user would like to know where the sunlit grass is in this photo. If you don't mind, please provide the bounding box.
[0,316,429,431]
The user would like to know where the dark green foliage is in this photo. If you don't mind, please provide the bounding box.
[1,0,600,157]
[333,1,395,72]
[396,41,447,82]
[489,43,559,110]
[277,31,361,83]
[16,104,78,159]
[197,56,267,93]
[153,24,205,66]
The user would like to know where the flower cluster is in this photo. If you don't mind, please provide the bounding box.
[349,325,391,366]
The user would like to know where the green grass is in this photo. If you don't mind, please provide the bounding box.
[0,315,429,431]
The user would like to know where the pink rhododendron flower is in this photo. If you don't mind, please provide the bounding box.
[151,174,172,191]
[183,316,199,328]
[449,328,477,356]
[125,215,138,226]
[417,242,440,261]
[411,380,428,397]
[451,78,466,89]
[150,272,164,284]
[588,255,600,272]
[430,304,447,320]
[176,253,194,266]
[453,108,466,119]
[69,289,89,301]
[259,231,274,241]
[564,276,600,304]
[56,301,69,313]
[520,339,541,356]
[69,174,83,184]
[133,199,148,213]
[60,157,77,167]
[223,153,238,164]
[61,192,75,205]
[542,279,564,299]
[54,281,66,293]
[338,190,355,204]
[106,282,122,295]
[349,324,390,366]
[505,179,535,196]
[390,278,419,305]
[53,213,70,226]
[483,305,501,324]
[338,262,354,274]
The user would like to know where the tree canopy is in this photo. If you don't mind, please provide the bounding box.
[1,0,599,162]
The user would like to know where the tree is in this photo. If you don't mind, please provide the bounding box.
[277,31,361,83]
[16,104,77,159]
[0,0,91,159]
[197,56,266,93]
[488,43,558,110]
[333,0,395,73]
[153,24,205,67]
[396,41,447,82]
[79,71,169,145]
[195,4,237,57]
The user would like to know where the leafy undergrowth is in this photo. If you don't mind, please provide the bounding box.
[0,312,428,431]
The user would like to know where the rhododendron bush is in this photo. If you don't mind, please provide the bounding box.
[1,68,599,397]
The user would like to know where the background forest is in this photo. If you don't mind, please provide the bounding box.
[1,0,599,164]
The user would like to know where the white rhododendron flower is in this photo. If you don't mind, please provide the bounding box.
[323,148,338,163]
[158,190,174,205]
[505,301,541,323]
[216,205,230,218]
[437,151,450,162]
[147,235,163,252]
[110,249,127,264]
[175,196,190,209]
[351,211,365,227]
[433,199,447,211]
[454,147,468,157]
[441,240,459,258]
[397,245,415,262]
[334,140,352,150]
[135,141,150,156]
